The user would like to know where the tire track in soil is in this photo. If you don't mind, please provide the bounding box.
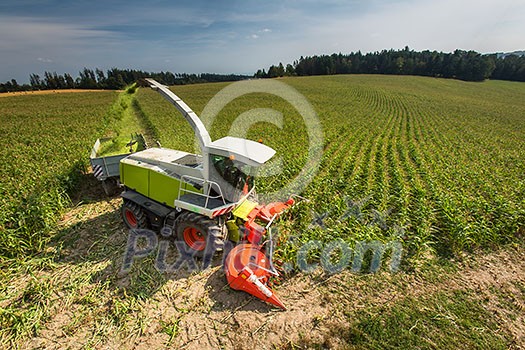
[140,245,525,350]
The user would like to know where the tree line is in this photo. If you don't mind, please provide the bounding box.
[0,68,250,93]
[3,48,524,92]
[256,47,525,82]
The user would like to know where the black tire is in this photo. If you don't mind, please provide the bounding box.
[174,211,223,258]
[102,178,119,196]
[122,200,148,229]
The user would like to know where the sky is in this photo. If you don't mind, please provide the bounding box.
[1,0,524,83]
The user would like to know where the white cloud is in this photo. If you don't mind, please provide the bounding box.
[0,16,121,53]
[2,0,524,82]
[244,28,271,41]
[0,15,127,81]
[201,0,525,76]
[292,0,525,54]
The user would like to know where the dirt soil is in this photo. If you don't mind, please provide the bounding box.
[17,191,525,349]
[131,246,525,350]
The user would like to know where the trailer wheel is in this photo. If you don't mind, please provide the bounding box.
[174,211,223,258]
[122,200,148,229]
[102,178,120,196]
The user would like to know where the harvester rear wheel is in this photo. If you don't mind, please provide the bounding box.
[174,211,223,258]
[122,200,148,229]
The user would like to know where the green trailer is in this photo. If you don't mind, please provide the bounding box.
[90,133,147,195]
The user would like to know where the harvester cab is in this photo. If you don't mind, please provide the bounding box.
[118,79,294,309]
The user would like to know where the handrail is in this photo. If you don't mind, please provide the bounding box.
[178,174,227,208]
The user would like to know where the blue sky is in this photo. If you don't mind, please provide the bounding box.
[1,0,524,83]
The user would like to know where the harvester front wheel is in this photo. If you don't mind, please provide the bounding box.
[174,212,223,258]
[122,200,148,229]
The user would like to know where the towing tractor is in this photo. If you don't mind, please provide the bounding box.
[118,79,295,309]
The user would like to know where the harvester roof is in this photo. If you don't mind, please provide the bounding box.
[208,136,275,166]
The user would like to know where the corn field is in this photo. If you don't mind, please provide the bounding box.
[137,75,525,261]
[1,75,524,262]
[0,92,117,258]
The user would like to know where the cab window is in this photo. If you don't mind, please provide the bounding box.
[211,155,254,193]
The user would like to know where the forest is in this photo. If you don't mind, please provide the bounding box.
[1,48,524,93]
[0,68,250,93]
[257,47,525,82]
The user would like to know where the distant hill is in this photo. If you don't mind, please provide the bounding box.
[496,50,525,59]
